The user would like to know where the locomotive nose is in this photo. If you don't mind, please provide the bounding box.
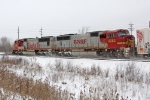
[127,35,135,47]
[130,35,135,40]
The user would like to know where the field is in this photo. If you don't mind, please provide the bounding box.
[0,54,150,100]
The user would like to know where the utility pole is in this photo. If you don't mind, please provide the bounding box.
[18,26,19,40]
[128,23,135,57]
[149,21,150,28]
[128,22,134,35]
[39,27,43,37]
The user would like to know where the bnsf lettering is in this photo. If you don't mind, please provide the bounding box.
[74,39,86,44]
[28,42,40,49]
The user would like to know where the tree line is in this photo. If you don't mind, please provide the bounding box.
[0,37,13,53]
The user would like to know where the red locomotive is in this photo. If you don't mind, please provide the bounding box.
[97,29,135,57]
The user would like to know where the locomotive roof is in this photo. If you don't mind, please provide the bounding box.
[65,33,77,35]
[41,36,53,38]
[105,29,128,33]
[59,33,77,36]
[15,38,34,41]
[89,31,104,33]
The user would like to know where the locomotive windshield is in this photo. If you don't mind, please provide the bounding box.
[118,30,129,37]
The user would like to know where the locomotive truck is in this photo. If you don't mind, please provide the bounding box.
[12,29,136,58]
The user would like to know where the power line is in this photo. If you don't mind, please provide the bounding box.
[128,22,134,35]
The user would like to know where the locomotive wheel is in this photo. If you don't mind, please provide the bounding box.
[96,51,101,56]
[115,51,124,58]
[15,51,18,55]
[12,51,16,55]
[109,51,115,58]
[52,51,57,56]
[67,53,72,56]
[101,51,109,58]
[112,51,120,58]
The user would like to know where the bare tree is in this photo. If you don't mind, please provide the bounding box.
[0,37,13,53]
[78,26,90,34]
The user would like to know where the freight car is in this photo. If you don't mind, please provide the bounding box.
[136,28,150,58]
[12,29,136,58]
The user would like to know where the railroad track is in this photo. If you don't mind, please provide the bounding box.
[0,53,150,62]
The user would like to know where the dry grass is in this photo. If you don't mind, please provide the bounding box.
[0,56,70,100]
[0,56,150,100]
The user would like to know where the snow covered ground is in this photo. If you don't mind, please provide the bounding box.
[1,55,150,99]
[0,52,4,54]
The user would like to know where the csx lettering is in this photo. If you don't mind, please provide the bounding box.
[74,39,86,44]
[108,39,116,43]
[28,42,40,49]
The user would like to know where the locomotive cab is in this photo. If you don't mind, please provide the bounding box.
[99,29,135,58]
[117,30,135,48]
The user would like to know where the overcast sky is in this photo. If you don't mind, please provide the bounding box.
[0,0,150,40]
